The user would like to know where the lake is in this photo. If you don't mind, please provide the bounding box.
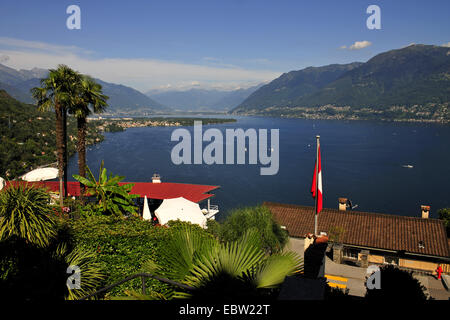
[67,116,450,221]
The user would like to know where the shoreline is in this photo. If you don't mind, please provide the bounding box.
[231,113,450,124]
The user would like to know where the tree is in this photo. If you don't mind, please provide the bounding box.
[437,208,450,236]
[218,206,289,254]
[365,264,428,301]
[31,65,82,206]
[73,160,139,216]
[142,225,303,300]
[69,75,108,199]
[328,226,345,244]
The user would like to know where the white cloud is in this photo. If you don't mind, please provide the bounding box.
[0,37,92,55]
[338,45,347,50]
[348,40,372,50]
[441,42,450,48]
[0,38,281,92]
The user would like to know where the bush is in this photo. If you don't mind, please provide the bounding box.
[69,215,171,297]
[0,184,56,247]
[205,219,221,239]
[437,208,450,236]
[0,207,104,301]
[219,205,288,254]
[0,237,69,301]
[365,264,428,301]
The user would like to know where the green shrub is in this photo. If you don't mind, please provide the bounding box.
[205,219,221,239]
[0,213,104,301]
[365,264,428,301]
[0,184,56,247]
[69,215,171,297]
[437,208,450,236]
[219,205,288,254]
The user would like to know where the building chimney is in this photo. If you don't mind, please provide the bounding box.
[152,173,161,183]
[338,198,347,211]
[421,205,430,219]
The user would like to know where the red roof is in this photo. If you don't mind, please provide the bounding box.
[4,181,219,203]
[122,182,218,203]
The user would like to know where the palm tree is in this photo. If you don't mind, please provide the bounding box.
[141,225,303,300]
[0,183,56,247]
[69,76,108,198]
[31,65,82,206]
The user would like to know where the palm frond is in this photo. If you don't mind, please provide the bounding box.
[62,245,106,300]
[255,251,304,288]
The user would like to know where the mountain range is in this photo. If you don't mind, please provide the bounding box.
[0,64,168,114]
[146,84,263,112]
[0,63,261,114]
[2,44,448,119]
[232,44,450,116]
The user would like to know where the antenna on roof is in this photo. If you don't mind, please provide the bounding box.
[347,199,358,210]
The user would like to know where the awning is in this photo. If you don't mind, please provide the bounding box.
[155,197,207,228]
[21,168,58,182]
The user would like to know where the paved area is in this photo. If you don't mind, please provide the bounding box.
[415,275,450,300]
[285,238,367,297]
[325,256,367,297]
[285,237,450,300]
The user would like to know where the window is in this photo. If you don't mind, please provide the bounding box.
[384,256,399,265]
[343,248,359,260]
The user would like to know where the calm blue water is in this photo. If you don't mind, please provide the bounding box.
[67,116,450,221]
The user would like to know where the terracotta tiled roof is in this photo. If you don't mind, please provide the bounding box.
[264,201,450,259]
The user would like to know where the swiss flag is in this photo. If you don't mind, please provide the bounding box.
[311,145,323,214]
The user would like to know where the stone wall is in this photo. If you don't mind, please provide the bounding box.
[332,244,343,264]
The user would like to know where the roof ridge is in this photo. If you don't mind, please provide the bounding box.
[263,201,444,223]
[122,182,220,188]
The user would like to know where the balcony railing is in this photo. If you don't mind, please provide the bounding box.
[208,205,219,211]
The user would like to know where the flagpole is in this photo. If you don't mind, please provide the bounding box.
[314,135,320,236]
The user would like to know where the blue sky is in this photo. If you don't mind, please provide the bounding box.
[0,0,449,91]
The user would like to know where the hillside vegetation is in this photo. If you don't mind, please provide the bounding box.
[0,90,103,179]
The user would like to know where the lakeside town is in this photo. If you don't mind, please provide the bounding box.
[236,103,450,123]
[89,117,236,132]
